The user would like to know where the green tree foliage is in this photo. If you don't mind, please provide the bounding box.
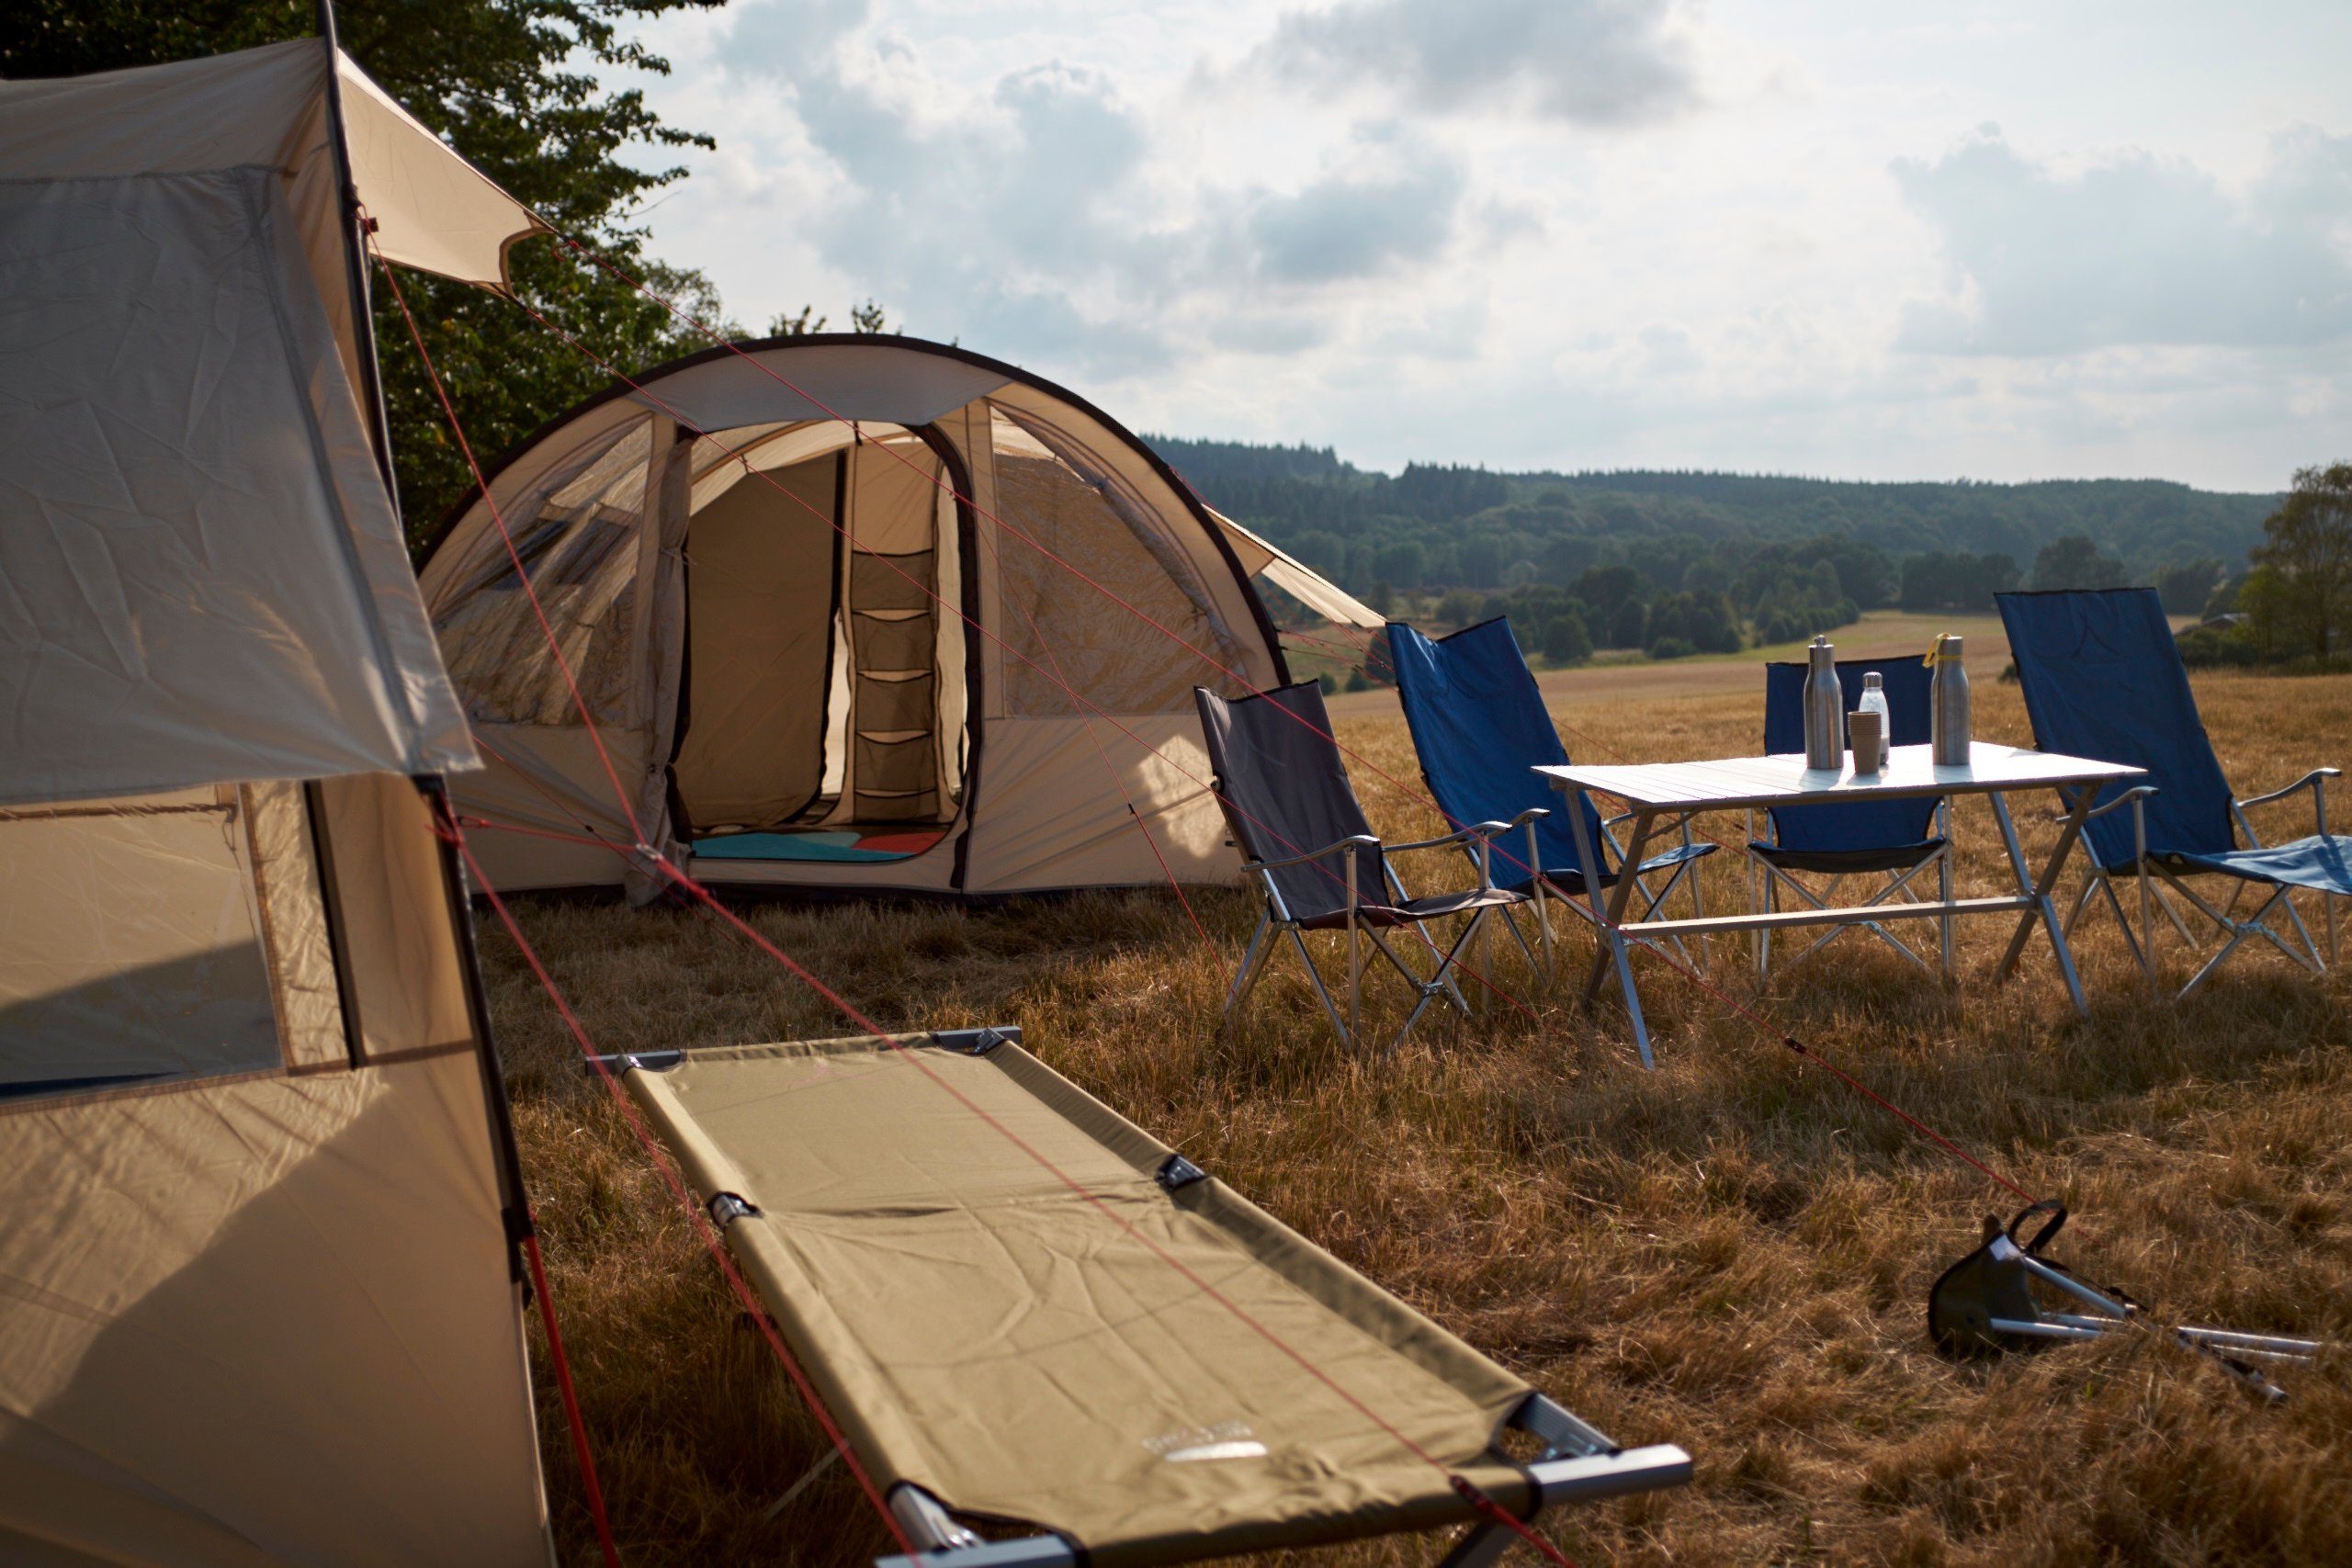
[2249,463,2352,660]
[2154,558,2225,615]
[1643,592,1741,657]
[1607,598,1647,649]
[4,0,729,548]
[1900,550,2020,610]
[2031,534,2130,592]
[1540,610,1593,666]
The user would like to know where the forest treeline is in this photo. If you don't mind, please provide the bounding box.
[1153,436,2279,661]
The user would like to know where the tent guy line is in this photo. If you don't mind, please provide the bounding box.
[385,241,1590,1564]
[476,276,1554,1030]
[452,234,2061,1229]
[543,225,1750,940]
[445,756,1585,1568]
[447,818,922,1559]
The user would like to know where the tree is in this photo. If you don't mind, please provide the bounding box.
[2250,463,2352,660]
[2237,564,2290,661]
[2031,534,2128,592]
[5,0,728,550]
[1607,597,1646,649]
[1575,565,1644,616]
[1541,613,1592,666]
[2154,558,2224,616]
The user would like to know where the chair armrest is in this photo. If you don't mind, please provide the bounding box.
[1245,834,1378,872]
[1387,821,1513,855]
[2234,768,2341,811]
[2055,784,2156,823]
[1388,807,1545,856]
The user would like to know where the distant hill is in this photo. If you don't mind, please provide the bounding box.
[1143,437,2278,615]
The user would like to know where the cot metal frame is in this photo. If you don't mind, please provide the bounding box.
[873,1391,1693,1568]
[2062,768,2343,998]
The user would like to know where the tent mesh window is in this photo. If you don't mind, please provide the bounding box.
[435,416,653,726]
[989,406,1246,717]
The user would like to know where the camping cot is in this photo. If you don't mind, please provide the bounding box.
[603,1028,1691,1565]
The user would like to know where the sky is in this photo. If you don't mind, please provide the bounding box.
[604,0,2352,491]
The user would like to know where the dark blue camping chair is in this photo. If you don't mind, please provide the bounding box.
[1753,656,1951,976]
[1387,619,1716,970]
[1193,680,1535,1051]
[1999,588,2346,997]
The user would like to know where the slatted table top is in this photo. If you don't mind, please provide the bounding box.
[1535,741,2144,812]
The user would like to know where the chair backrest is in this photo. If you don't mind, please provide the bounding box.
[1761,656,1939,853]
[1387,618,1605,881]
[1193,681,1387,921]
[1996,587,2235,867]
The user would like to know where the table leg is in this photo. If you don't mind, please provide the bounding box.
[1992,788,2095,1014]
[1570,800,1657,1069]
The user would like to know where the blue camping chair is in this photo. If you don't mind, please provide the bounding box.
[1998,588,2346,997]
[1753,656,1952,976]
[1387,619,1716,970]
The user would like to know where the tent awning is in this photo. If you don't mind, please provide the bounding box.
[1207,508,1384,629]
[0,38,542,291]
[0,39,508,805]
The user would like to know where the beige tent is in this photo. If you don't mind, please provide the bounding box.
[421,338,1379,899]
[0,33,555,1565]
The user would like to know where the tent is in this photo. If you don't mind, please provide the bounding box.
[421,338,1380,899]
[0,31,555,1564]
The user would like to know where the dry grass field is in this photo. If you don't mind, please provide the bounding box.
[482,670,2352,1567]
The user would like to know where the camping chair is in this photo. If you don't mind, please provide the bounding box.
[599,1030,1690,1567]
[1385,620,1717,970]
[1752,656,1953,976]
[1997,587,2346,997]
[1193,681,1534,1052]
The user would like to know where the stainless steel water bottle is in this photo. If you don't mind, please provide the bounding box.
[1928,634,1972,765]
[1803,636,1843,770]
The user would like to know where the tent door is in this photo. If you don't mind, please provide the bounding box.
[672,431,964,839]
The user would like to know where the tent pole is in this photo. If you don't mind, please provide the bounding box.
[315,0,402,510]
[419,776,540,1283]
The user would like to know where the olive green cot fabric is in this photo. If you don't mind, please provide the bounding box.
[625,1035,1535,1564]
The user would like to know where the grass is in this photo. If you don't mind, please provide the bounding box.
[485,670,2352,1567]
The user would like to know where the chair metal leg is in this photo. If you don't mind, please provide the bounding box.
[1388,909,1497,1053]
[1224,914,1277,1032]
[1285,927,1354,1045]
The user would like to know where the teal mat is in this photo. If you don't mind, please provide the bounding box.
[691,829,938,864]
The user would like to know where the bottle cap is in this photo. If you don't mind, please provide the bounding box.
[1864,671,1883,689]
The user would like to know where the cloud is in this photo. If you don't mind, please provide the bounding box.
[1894,124,2352,356]
[1226,128,1465,286]
[695,1,1476,373]
[1254,0,1697,126]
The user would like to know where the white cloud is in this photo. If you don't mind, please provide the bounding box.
[1894,124,2352,355]
[1252,0,1698,126]
[601,0,2352,491]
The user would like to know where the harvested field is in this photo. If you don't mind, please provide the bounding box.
[482,669,2352,1567]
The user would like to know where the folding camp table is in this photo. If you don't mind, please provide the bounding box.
[600,1029,1690,1565]
[1536,743,2147,1066]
